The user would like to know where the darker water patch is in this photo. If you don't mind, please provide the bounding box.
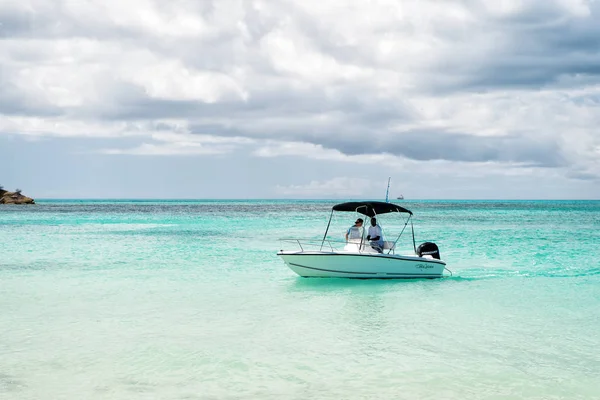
[94,228,223,238]
[0,373,26,392]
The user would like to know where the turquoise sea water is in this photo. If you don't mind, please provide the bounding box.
[1,200,599,399]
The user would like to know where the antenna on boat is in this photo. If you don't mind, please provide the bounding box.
[385,177,391,203]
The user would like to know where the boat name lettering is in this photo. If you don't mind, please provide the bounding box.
[415,264,434,269]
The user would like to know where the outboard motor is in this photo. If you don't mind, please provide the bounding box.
[417,242,440,260]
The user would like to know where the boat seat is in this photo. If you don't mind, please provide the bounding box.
[347,238,364,245]
[346,240,395,252]
[382,241,396,250]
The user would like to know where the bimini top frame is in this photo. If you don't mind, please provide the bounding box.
[321,201,417,253]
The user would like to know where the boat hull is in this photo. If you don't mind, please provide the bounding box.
[277,251,445,279]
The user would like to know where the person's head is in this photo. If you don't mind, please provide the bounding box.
[371,217,377,226]
[355,218,363,227]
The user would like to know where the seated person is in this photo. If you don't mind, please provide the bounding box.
[345,218,364,241]
[367,217,384,253]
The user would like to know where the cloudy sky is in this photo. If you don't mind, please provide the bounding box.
[1,0,599,199]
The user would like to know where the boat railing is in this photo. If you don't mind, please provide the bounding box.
[279,238,345,252]
[279,238,394,254]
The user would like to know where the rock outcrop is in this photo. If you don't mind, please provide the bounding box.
[0,190,35,204]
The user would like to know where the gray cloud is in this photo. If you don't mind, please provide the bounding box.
[188,120,564,167]
[455,3,600,90]
[0,0,599,178]
[323,130,565,167]
[568,171,600,182]
[0,9,33,38]
[0,81,64,117]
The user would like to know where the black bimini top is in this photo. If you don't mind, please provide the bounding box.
[332,201,412,217]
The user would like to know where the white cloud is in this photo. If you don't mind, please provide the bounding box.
[0,116,146,138]
[99,132,255,155]
[259,25,368,84]
[253,140,411,169]
[122,54,248,103]
[100,142,228,156]
[275,177,378,197]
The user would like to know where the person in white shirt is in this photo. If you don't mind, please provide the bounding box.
[367,217,384,253]
[345,218,364,241]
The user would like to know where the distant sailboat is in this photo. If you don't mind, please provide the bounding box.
[386,177,405,200]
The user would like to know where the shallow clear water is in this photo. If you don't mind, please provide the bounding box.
[1,200,599,399]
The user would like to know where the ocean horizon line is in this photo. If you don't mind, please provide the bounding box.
[24,198,600,202]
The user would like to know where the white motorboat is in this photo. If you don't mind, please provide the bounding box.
[277,201,448,279]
